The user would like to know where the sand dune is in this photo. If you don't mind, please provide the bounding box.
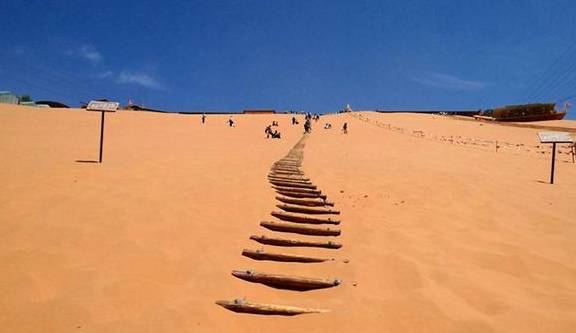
[1,105,575,332]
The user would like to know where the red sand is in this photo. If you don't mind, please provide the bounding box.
[1,105,575,332]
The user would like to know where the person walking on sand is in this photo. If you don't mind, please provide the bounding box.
[228,116,234,127]
[265,125,272,138]
[304,119,311,133]
[202,113,206,124]
[342,122,348,134]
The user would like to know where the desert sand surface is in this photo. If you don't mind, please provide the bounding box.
[1,104,576,332]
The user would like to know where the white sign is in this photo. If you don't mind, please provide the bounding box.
[538,131,573,143]
[87,100,119,112]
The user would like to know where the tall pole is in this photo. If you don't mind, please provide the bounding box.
[550,142,556,184]
[99,111,105,163]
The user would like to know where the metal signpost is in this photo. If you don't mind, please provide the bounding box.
[86,101,119,163]
[537,131,574,184]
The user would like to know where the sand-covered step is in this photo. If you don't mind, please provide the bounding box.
[268,172,307,178]
[231,269,341,291]
[268,173,308,178]
[260,221,341,236]
[241,248,331,263]
[272,162,301,167]
[268,176,312,184]
[275,196,334,207]
[276,204,340,215]
[269,170,306,176]
[216,299,329,316]
[271,211,340,225]
[273,162,301,167]
[269,170,305,176]
[275,190,327,200]
[271,167,303,173]
[277,161,301,166]
[249,235,342,249]
[272,163,301,169]
[269,180,317,189]
[268,172,310,181]
[272,186,321,194]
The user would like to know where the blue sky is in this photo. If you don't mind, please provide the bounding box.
[1,0,576,117]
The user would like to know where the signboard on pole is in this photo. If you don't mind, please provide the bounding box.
[537,131,574,184]
[87,101,119,112]
[86,100,118,163]
[538,131,573,144]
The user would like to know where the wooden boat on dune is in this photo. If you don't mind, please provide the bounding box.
[474,103,568,122]
[215,299,329,315]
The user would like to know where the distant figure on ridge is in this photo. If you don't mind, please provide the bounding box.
[265,125,272,138]
[304,119,311,133]
[228,116,235,127]
[265,125,281,139]
[202,113,206,124]
[342,122,348,134]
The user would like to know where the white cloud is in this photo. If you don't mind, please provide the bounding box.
[10,46,26,56]
[116,71,165,90]
[96,70,114,79]
[411,72,486,91]
[67,45,103,65]
[78,45,103,64]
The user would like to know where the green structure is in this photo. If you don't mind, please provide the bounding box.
[0,91,19,105]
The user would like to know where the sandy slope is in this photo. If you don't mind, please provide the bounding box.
[1,105,575,332]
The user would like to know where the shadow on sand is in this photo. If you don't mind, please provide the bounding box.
[535,180,551,184]
[75,160,99,163]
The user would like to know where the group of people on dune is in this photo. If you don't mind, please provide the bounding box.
[265,121,282,139]
[200,113,347,137]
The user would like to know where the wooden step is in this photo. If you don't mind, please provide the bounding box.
[269,180,317,189]
[272,164,301,169]
[242,249,330,263]
[268,173,310,181]
[277,204,340,215]
[231,269,341,291]
[273,162,301,167]
[260,221,340,236]
[271,211,340,224]
[268,176,312,184]
[216,299,328,316]
[275,190,327,200]
[272,186,321,194]
[275,196,334,207]
[249,235,342,249]
[269,170,305,176]
[271,167,303,173]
